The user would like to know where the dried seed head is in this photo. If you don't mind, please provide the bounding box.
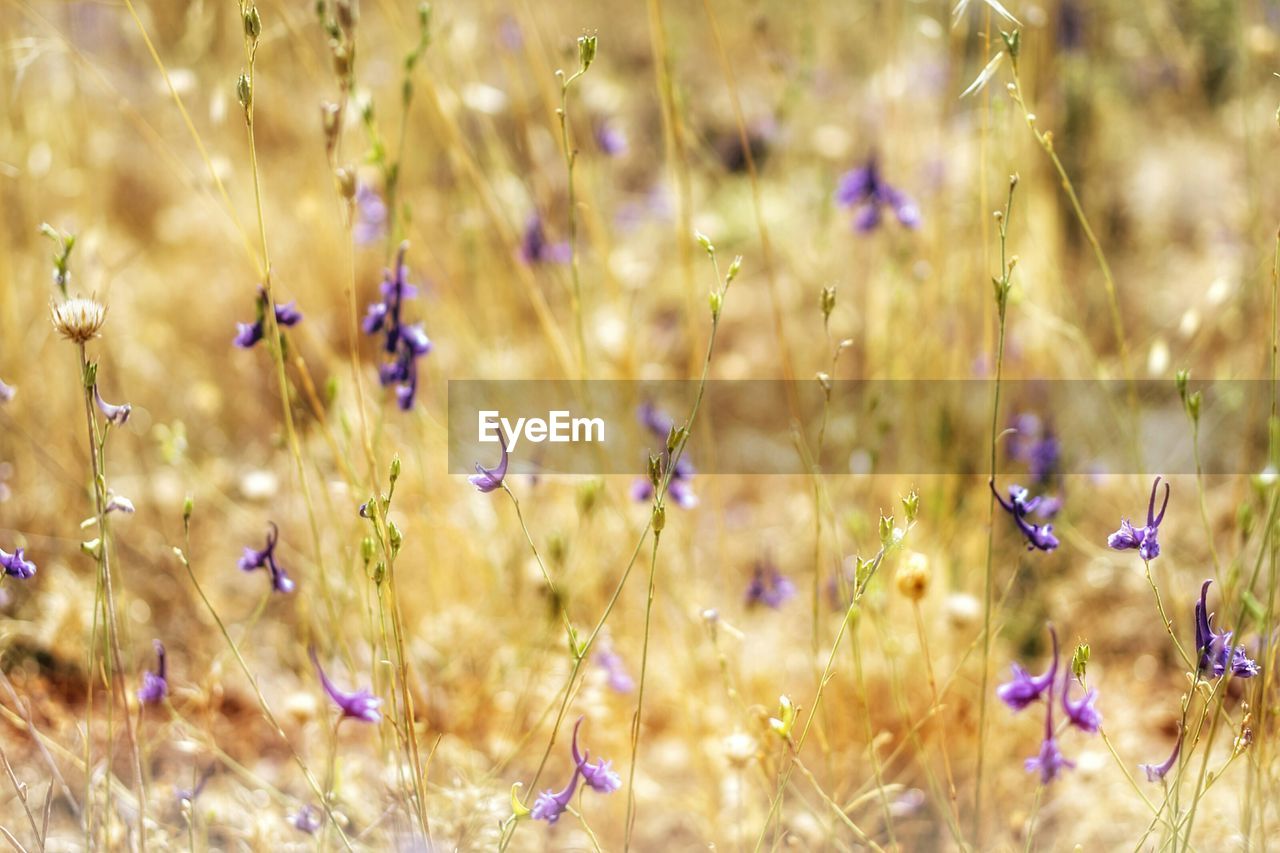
[894,550,931,601]
[51,298,106,343]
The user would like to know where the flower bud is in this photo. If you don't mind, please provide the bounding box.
[726,255,743,283]
[652,504,665,533]
[360,536,375,564]
[1071,642,1090,679]
[820,285,836,320]
[387,520,403,555]
[694,230,714,256]
[244,6,262,40]
[901,489,920,523]
[879,514,895,549]
[183,495,194,523]
[236,73,252,111]
[709,290,723,316]
[577,34,597,71]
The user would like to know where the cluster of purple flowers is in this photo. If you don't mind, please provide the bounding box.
[991,481,1060,551]
[238,522,296,594]
[835,156,921,233]
[363,243,433,411]
[631,403,697,509]
[745,559,796,609]
[233,287,303,349]
[530,717,621,824]
[1195,579,1259,679]
[997,625,1099,784]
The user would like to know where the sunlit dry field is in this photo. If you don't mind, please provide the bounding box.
[2,0,1280,850]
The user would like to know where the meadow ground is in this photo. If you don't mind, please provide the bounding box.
[1,0,1279,850]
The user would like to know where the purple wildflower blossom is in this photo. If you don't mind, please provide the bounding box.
[137,639,168,705]
[1195,580,1259,679]
[835,156,921,233]
[469,433,509,493]
[745,560,796,609]
[93,385,131,426]
[175,766,214,803]
[238,522,295,594]
[1025,729,1075,785]
[991,481,1060,552]
[997,624,1059,711]
[309,646,383,723]
[595,119,628,157]
[1107,476,1170,561]
[518,214,571,265]
[530,770,579,824]
[0,378,14,403]
[353,183,388,246]
[292,804,323,834]
[233,287,303,349]
[1139,732,1182,783]
[571,717,622,794]
[595,638,634,693]
[1061,671,1101,733]
[363,243,432,410]
[0,545,36,580]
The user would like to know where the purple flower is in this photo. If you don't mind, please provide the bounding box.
[469,434,509,493]
[309,646,382,723]
[595,120,628,157]
[571,717,621,794]
[175,766,214,803]
[1008,414,1061,487]
[1195,580,1259,679]
[238,522,296,594]
[94,385,131,426]
[530,770,579,824]
[353,183,388,246]
[991,482,1060,552]
[1107,476,1170,561]
[137,640,168,705]
[0,546,36,580]
[1139,732,1182,783]
[1061,672,1101,733]
[292,804,323,834]
[518,214,571,265]
[1025,731,1075,785]
[835,156,921,233]
[0,378,14,403]
[595,639,634,693]
[997,624,1059,711]
[363,243,432,410]
[745,560,796,609]
[233,287,303,349]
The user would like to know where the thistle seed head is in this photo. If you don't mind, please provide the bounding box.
[51,298,106,344]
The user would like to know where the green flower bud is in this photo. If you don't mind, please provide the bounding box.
[1071,642,1090,679]
[361,536,375,564]
[182,495,194,523]
[388,520,403,555]
[901,489,920,523]
[577,34,597,71]
[821,285,836,320]
[694,230,714,256]
[236,73,252,111]
[244,6,262,40]
[652,503,665,533]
